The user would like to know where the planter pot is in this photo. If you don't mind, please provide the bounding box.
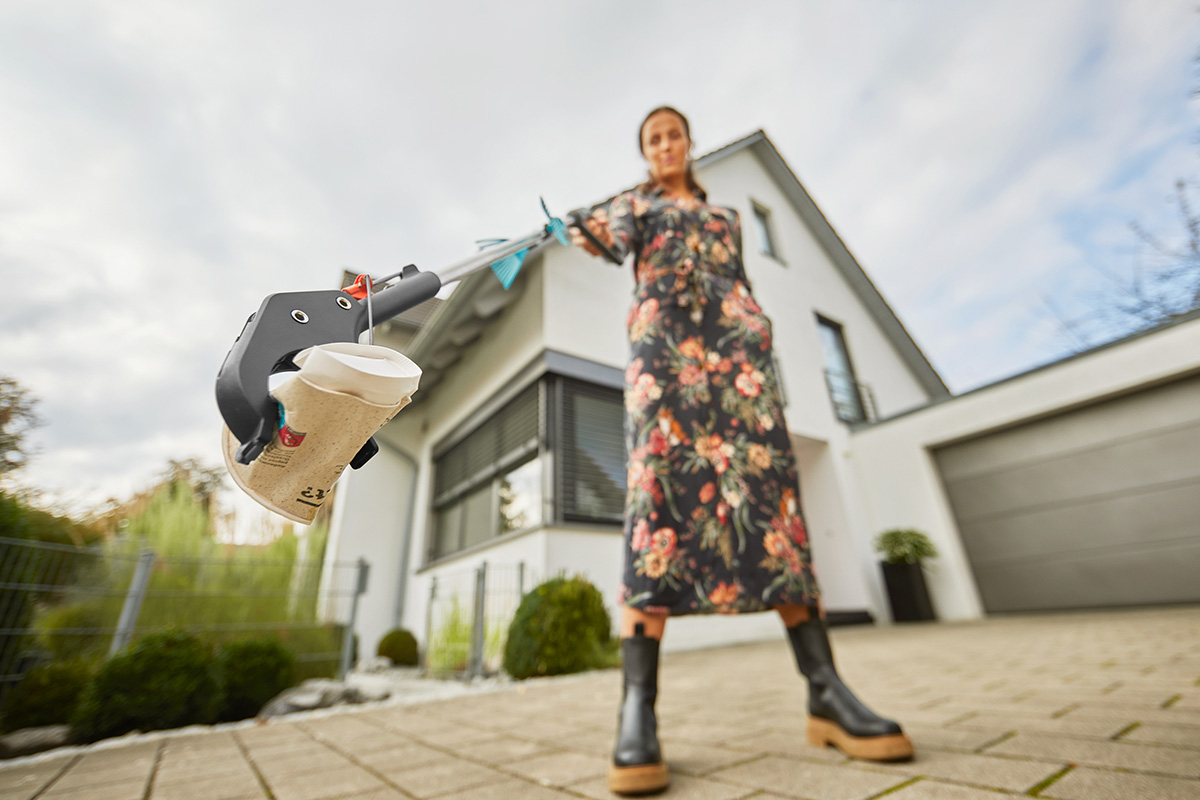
[880,561,936,622]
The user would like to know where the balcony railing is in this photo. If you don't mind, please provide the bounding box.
[823,369,878,424]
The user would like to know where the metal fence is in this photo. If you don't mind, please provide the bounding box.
[423,562,533,679]
[0,535,368,699]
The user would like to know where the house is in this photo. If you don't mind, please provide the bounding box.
[321,130,1200,659]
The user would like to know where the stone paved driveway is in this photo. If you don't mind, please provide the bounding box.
[2,606,1198,800]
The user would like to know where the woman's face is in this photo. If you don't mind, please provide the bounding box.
[640,111,690,184]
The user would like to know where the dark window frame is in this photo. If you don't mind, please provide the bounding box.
[815,314,868,424]
[751,199,781,260]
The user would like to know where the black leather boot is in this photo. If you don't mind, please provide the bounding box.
[608,623,669,795]
[787,617,914,761]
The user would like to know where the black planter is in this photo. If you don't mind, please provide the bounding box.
[880,561,936,622]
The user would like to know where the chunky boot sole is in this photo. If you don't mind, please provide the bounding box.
[807,716,914,762]
[607,762,669,795]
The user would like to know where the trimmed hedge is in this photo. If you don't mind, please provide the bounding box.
[71,631,220,742]
[215,637,295,721]
[0,660,92,733]
[503,575,613,680]
[376,628,418,667]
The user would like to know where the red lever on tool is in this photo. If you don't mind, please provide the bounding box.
[343,274,374,300]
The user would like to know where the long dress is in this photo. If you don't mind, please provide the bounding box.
[609,184,821,616]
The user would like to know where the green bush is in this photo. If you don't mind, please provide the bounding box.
[215,638,295,722]
[71,631,220,742]
[33,601,116,664]
[0,660,92,733]
[376,628,418,667]
[873,528,939,564]
[503,575,613,680]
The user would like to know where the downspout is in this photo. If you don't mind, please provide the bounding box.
[379,440,420,628]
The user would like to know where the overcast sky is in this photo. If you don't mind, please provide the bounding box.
[2,0,1197,513]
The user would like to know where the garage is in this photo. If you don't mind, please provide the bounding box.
[933,373,1200,613]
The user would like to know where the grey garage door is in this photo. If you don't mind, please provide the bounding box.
[934,374,1200,613]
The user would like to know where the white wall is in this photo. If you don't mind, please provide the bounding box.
[851,318,1200,621]
[322,442,416,658]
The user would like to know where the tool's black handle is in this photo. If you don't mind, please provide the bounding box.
[566,208,623,265]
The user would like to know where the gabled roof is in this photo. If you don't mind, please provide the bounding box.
[697,131,948,397]
[403,129,949,398]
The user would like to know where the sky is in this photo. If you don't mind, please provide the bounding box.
[1,0,1197,514]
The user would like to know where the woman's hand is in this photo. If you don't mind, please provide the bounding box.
[570,209,615,258]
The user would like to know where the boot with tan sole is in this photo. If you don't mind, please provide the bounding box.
[786,617,914,762]
[608,623,669,795]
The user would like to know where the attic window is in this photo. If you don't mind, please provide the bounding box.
[751,201,779,259]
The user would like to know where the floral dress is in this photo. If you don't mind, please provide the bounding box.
[609,185,821,616]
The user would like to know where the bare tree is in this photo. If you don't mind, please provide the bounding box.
[1052,179,1200,351]
[0,376,42,480]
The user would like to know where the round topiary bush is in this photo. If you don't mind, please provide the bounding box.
[0,660,92,733]
[215,637,296,722]
[503,575,612,680]
[71,630,220,743]
[376,628,418,667]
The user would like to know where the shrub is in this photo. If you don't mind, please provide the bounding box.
[215,638,295,721]
[503,575,612,680]
[71,630,220,742]
[426,599,471,673]
[376,628,418,667]
[33,601,116,664]
[873,528,939,564]
[0,660,92,733]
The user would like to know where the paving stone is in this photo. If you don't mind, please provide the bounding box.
[42,777,148,800]
[502,750,608,786]
[1120,722,1200,748]
[150,770,265,800]
[353,741,451,772]
[264,763,388,800]
[155,755,256,784]
[720,729,847,763]
[984,730,1200,778]
[379,757,504,797]
[902,724,1012,752]
[570,772,757,800]
[1042,765,1200,800]
[876,778,1027,798]
[550,727,614,756]
[658,740,759,775]
[863,748,1066,793]
[49,760,156,794]
[0,758,72,800]
[433,776,580,799]
[458,734,556,763]
[947,711,1131,739]
[709,755,906,799]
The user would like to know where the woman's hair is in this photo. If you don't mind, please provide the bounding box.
[637,105,706,200]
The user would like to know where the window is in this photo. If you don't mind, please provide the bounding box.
[429,374,627,562]
[751,201,779,259]
[816,316,868,423]
[431,382,544,559]
[557,379,626,522]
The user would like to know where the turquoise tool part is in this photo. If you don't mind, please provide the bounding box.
[482,198,570,289]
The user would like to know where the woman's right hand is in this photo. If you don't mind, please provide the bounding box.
[569,208,615,258]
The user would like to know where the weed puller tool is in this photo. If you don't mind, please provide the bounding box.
[215,200,613,520]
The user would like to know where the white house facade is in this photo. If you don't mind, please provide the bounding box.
[321,130,1200,659]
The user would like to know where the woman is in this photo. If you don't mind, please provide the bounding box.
[571,107,913,795]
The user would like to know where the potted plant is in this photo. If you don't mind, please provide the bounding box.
[873,528,938,622]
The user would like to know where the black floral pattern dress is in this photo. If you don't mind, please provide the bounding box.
[609,185,821,616]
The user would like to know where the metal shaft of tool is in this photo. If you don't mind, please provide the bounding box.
[431,226,552,285]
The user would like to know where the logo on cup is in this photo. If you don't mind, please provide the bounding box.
[279,426,307,447]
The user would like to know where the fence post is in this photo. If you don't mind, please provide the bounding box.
[517,561,525,597]
[422,576,437,674]
[109,550,156,657]
[339,558,369,679]
[469,562,487,680]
